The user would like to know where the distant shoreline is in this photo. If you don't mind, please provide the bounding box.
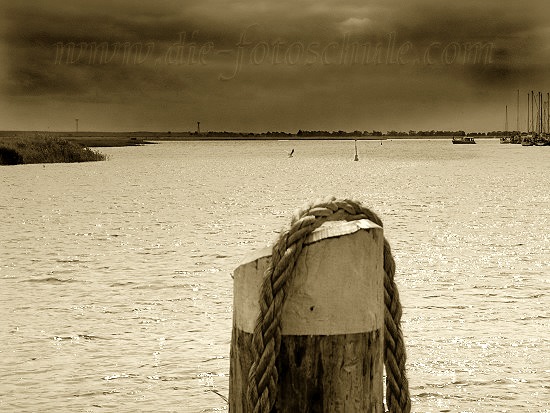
[0,130,503,147]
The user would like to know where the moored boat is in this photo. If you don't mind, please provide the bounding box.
[533,134,550,146]
[452,136,476,144]
[510,134,522,144]
[521,135,534,146]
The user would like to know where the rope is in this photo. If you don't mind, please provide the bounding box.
[246,197,411,413]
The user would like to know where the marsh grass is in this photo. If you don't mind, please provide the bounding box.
[0,135,106,165]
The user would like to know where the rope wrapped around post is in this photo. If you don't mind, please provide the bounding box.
[245,197,411,413]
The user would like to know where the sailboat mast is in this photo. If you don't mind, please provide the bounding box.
[505,105,508,135]
[531,91,534,133]
[535,92,540,133]
[544,94,548,134]
[527,93,530,133]
[542,93,548,133]
[536,92,539,134]
[537,92,541,134]
[541,92,544,134]
[544,93,548,134]
[537,92,542,133]
[516,89,519,132]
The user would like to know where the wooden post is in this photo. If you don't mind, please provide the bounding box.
[230,219,385,412]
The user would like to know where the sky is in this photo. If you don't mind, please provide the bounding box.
[1,0,550,133]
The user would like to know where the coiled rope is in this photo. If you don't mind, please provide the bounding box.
[246,198,411,413]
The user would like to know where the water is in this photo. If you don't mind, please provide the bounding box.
[1,139,549,412]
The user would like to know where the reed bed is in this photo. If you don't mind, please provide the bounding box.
[0,135,106,165]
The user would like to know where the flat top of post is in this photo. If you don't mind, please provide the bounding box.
[236,219,382,270]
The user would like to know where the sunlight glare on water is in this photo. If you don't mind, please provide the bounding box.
[1,139,548,412]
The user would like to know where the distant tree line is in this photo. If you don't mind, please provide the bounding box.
[297,130,384,137]
[294,130,524,137]
[1,129,523,140]
[296,130,466,137]
[469,131,522,136]
[192,131,294,137]
[408,130,466,136]
[177,129,519,137]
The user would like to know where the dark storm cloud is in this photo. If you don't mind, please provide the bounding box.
[1,0,549,131]
[381,0,550,87]
[2,1,222,97]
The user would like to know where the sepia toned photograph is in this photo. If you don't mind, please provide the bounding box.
[1,1,549,412]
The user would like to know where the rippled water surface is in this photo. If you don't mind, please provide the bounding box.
[1,139,549,412]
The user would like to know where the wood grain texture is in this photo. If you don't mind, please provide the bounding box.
[229,328,383,412]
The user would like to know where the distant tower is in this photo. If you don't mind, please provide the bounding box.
[75,118,79,133]
[197,121,200,134]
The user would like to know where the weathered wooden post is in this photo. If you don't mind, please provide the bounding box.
[230,218,385,412]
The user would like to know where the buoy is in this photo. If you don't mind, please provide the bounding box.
[228,199,411,413]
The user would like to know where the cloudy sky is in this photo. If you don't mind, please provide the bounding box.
[1,0,549,133]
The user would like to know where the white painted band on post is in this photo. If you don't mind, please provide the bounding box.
[233,219,384,335]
